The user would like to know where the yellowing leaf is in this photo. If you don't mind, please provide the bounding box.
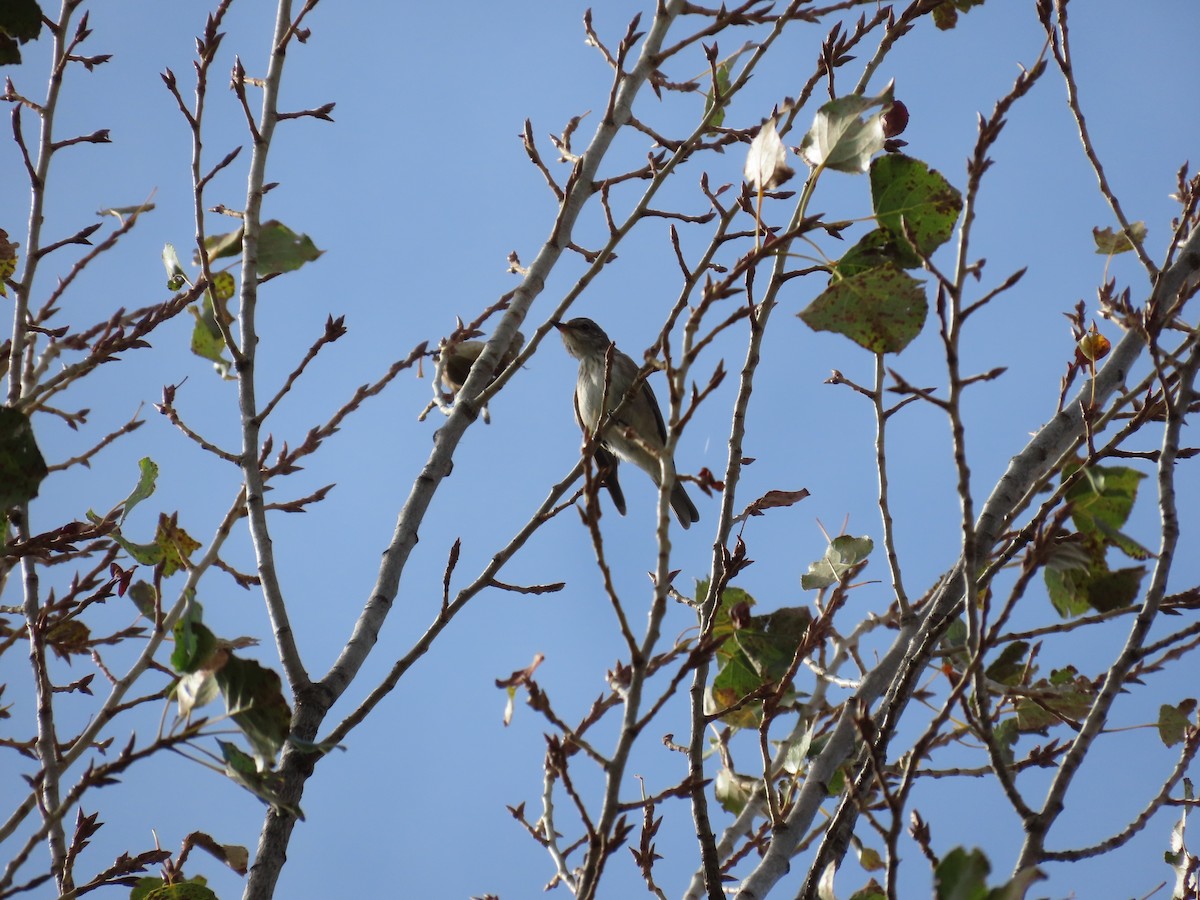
[46,618,91,659]
[211,270,236,301]
[189,296,232,378]
[1093,221,1147,255]
[155,512,201,577]
[0,227,18,295]
[1077,328,1110,363]
[1158,700,1197,748]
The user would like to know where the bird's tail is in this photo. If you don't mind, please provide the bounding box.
[670,481,700,530]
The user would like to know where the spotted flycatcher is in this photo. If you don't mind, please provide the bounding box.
[555,317,700,529]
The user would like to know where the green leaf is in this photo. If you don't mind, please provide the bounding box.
[1090,518,1154,561]
[834,228,901,278]
[0,406,48,507]
[1043,486,1147,618]
[984,641,1029,686]
[799,81,894,173]
[870,154,962,265]
[710,645,767,728]
[1013,680,1093,733]
[935,846,991,900]
[162,243,189,291]
[216,654,292,764]
[0,34,19,67]
[1085,566,1146,612]
[779,720,816,776]
[801,535,874,589]
[848,881,887,900]
[189,294,232,378]
[732,607,811,680]
[1045,562,1143,618]
[935,845,1045,899]
[941,617,967,652]
[120,457,159,525]
[709,592,811,728]
[713,766,754,815]
[1158,700,1196,748]
[0,0,43,65]
[704,62,731,130]
[128,581,157,618]
[46,618,91,659]
[991,717,1018,767]
[800,264,927,354]
[257,220,323,274]
[1049,665,1079,686]
[219,740,305,820]
[708,581,757,649]
[1044,565,1087,618]
[826,764,846,796]
[1063,463,1146,543]
[110,531,165,567]
[1093,221,1147,255]
[0,0,43,41]
[200,228,244,262]
[286,734,346,757]
[201,222,322,275]
[857,844,885,872]
[1065,465,1156,564]
[172,607,217,674]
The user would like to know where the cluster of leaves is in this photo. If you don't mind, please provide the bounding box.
[744,80,962,356]
[1044,461,1151,617]
[704,535,871,809]
[802,155,962,353]
[0,47,325,880]
[164,221,321,377]
[172,601,300,819]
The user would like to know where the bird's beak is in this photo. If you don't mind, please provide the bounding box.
[552,321,565,332]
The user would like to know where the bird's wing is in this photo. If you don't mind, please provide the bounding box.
[572,381,586,432]
[642,379,669,444]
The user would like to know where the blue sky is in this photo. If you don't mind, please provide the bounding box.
[3,1,1198,897]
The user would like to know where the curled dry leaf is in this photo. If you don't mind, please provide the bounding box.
[1076,324,1111,364]
[732,488,810,524]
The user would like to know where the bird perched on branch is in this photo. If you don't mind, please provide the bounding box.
[438,329,524,423]
[555,317,700,529]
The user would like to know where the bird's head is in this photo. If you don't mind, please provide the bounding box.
[554,317,612,361]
